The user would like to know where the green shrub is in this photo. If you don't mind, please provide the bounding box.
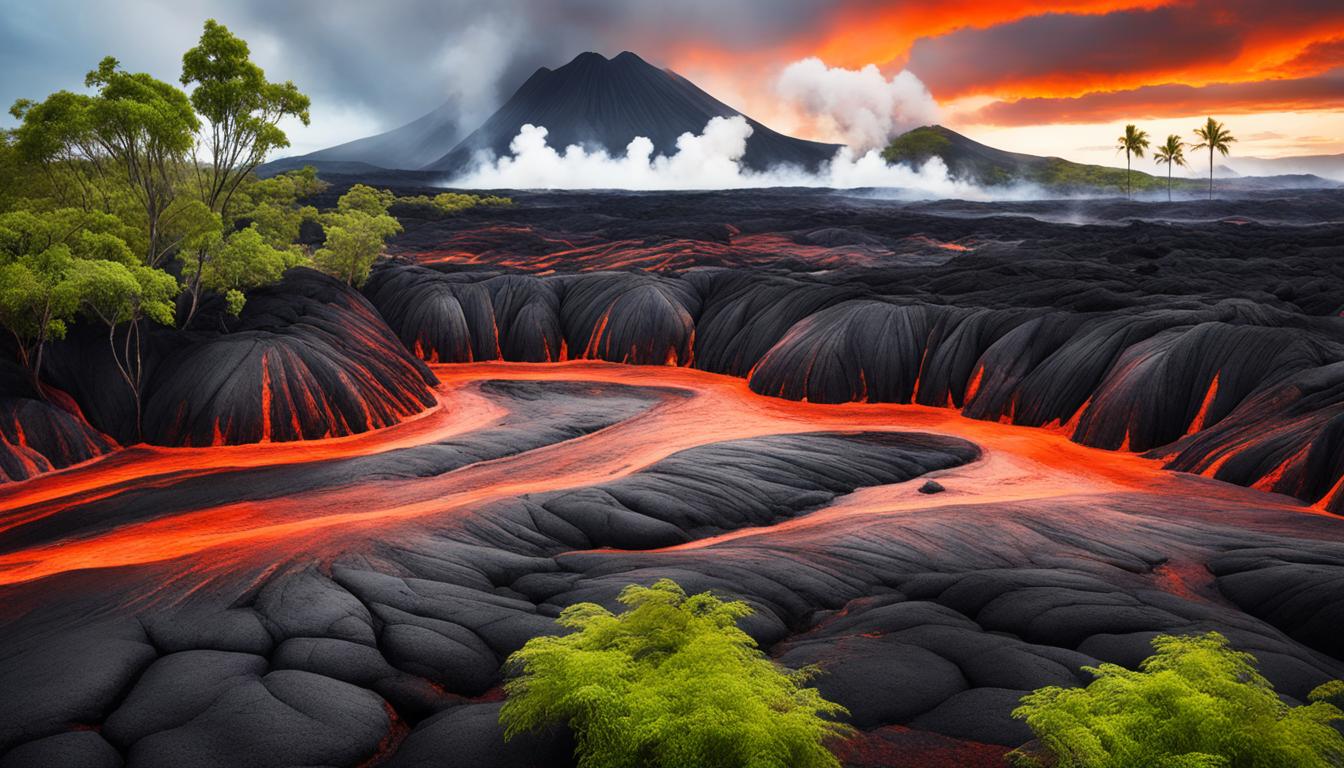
[393,192,511,216]
[880,126,953,166]
[500,579,853,768]
[1011,632,1344,768]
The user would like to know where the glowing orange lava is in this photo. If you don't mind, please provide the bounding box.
[0,362,1328,591]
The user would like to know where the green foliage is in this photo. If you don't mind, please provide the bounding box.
[313,210,401,288]
[394,191,512,216]
[1116,124,1151,160]
[1032,159,1173,194]
[1193,118,1236,198]
[184,225,298,316]
[313,185,401,287]
[1153,135,1188,170]
[880,126,953,166]
[1,19,320,427]
[180,19,311,217]
[82,56,199,266]
[1011,632,1344,768]
[229,166,327,247]
[72,260,177,329]
[0,245,81,381]
[500,579,853,768]
[1153,135,1189,201]
[0,208,136,264]
[337,184,397,216]
[1115,124,1151,198]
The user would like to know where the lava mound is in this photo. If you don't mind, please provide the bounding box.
[0,360,116,482]
[367,252,1344,513]
[142,269,438,446]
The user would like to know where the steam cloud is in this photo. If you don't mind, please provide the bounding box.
[776,58,940,152]
[450,116,999,198]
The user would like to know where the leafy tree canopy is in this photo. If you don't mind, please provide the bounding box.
[394,191,512,217]
[337,183,397,217]
[181,19,310,216]
[0,244,82,383]
[313,209,401,288]
[1011,632,1344,768]
[0,208,137,265]
[184,225,300,316]
[311,184,401,287]
[500,579,854,768]
[84,56,199,160]
[72,259,177,329]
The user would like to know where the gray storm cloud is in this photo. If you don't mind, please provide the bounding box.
[0,0,846,153]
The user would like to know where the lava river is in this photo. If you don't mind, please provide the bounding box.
[2,362,1343,768]
[0,361,1278,592]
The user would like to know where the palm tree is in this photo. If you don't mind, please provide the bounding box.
[1192,117,1236,199]
[1152,134,1187,202]
[1116,124,1150,199]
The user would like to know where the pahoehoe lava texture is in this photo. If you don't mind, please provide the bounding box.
[0,429,978,765]
[17,268,441,462]
[0,360,116,482]
[362,189,1344,512]
[142,269,437,446]
[6,189,1344,768]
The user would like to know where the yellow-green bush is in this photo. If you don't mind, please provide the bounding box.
[1012,632,1344,768]
[501,579,853,768]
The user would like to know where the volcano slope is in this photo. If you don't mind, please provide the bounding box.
[2,188,1344,768]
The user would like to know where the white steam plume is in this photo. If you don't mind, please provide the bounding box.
[776,58,940,153]
[449,116,1012,199]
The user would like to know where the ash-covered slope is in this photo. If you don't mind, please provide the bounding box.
[424,51,840,175]
[261,100,463,176]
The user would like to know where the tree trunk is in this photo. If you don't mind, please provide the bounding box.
[1168,165,1172,203]
[1209,148,1214,200]
[183,258,205,329]
[109,321,142,442]
[1126,151,1131,199]
[31,342,47,402]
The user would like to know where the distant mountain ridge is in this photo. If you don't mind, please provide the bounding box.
[1223,154,1344,182]
[265,100,464,175]
[882,125,1182,193]
[881,125,1340,194]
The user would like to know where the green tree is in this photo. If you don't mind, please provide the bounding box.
[180,19,311,219]
[83,57,199,267]
[229,166,327,248]
[1192,117,1236,200]
[71,260,178,437]
[336,183,396,217]
[500,579,853,768]
[1115,124,1150,200]
[183,225,298,318]
[8,91,105,210]
[313,185,400,287]
[1153,135,1188,203]
[1010,632,1344,768]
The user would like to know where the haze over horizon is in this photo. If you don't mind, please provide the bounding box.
[2,0,1342,170]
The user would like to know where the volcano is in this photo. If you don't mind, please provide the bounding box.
[425,51,840,175]
[263,51,839,178]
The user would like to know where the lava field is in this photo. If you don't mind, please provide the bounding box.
[2,188,1343,768]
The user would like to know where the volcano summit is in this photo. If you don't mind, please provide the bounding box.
[270,51,841,177]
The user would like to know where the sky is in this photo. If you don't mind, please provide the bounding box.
[2,0,1341,170]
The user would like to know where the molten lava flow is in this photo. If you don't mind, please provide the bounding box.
[401,226,929,273]
[0,387,501,529]
[0,362,1326,593]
